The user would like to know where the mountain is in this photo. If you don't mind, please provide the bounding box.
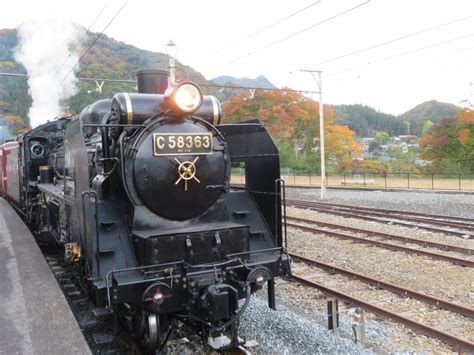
[0,26,461,138]
[212,75,276,89]
[0,27,220,125]
[332,101,461,137]
[0,29,32,121]
[398,100,460,122]
[396,100,461,136]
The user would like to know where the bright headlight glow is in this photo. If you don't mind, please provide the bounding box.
[174,83,202,112]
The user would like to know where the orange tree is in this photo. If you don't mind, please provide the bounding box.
[3,114,29,136]
[223,89,362,172]
[419,108,474,173]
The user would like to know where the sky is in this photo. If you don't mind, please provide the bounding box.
[1,0,473,115]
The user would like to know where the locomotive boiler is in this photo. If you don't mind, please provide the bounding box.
[0,70,291,352]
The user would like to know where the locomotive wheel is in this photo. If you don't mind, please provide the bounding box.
[132,309,146,337]
[141,311,160,352]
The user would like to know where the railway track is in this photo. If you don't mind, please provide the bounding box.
[290,254,474,352]
[289,253,474,318]
[41,247,139,354]
[287,199,474,239]
[287,216,473,255]
[291,200,474,227]
[286,219,474,267]
[41,246,259,354]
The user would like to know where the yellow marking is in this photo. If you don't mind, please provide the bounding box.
[152,133,212,156]
[156,136,165,149]
[174,157,200,191]
[210,95,219,124]
[123,93,133,125]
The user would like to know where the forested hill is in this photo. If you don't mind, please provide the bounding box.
[0,27,218,126]
[0,27,461,137]
[332,101,461,137]
[398,100,460,123]
[212,75,276,89]
[332,104,404,137]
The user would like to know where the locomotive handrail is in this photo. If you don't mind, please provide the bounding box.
[104,246,288,308]
[275,178,288,250]
[227,246,284,257]
[82,123,146,128]
[216,123,263,127]
[81,189,100,276]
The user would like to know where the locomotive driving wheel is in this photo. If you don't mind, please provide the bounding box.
[136,310,161,352]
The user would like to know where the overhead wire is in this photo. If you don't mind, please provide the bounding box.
[0,72,319,94]
[213,0,322,55]
[223,0,371,67]
[328,32,474,76]
[308,14,472,68]
[57,1,111,75]
[60,0,129,85]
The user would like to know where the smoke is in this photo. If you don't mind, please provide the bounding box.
[15,19,80,128]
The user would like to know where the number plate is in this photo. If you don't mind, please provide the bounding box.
[153,133,213,156]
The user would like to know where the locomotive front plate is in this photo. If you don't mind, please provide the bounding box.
[153,133,213,156]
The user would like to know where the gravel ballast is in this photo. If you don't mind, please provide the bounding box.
[162,188,472,354]
[239,297,372,355]
[286,188,474,219]
[281,187,473,352]
[163,296,371,354]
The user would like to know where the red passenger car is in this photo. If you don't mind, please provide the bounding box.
[0,141,19,198]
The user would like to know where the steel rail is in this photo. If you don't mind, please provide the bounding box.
[286,222,474,268]
[287,199,474,224]
[287,216,473,255]
[290,253,474,318]
[292,274,474,352]
[288,201,473,239]
[286,201,474,232]
[287,199,474,230]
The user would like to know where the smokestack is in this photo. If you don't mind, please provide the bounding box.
[136,70,170,94]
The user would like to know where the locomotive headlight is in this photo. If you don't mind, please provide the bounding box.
[142,282,171,308]
[247,266,273,292]
[174,83,202,113]
[152,291,164,305]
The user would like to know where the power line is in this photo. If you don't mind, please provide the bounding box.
[214,0,322,55]
[308,14,472,68]
[0,72,319,94]
[57,1,111,74]
[329,32,474,76]
[60,0,128,85]
[199,83,318,94]
[223,0,371,67]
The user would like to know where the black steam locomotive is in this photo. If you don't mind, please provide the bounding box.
[0,70,291,352]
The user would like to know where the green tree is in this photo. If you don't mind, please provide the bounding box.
[359,160,386,174]
[374,131,390,145]
[421,120,433,135]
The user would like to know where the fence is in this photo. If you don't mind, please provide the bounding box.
[230,169,474,191]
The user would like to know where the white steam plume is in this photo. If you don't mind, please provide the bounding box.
[15,19,80,128]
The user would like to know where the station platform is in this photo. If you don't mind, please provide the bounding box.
[0,198,91,354]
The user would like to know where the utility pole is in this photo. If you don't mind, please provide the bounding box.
[301,69,326,199]
[165,40,177,85]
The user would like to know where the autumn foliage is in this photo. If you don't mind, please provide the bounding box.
[419,108,474,172]
[223,89,362,170]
